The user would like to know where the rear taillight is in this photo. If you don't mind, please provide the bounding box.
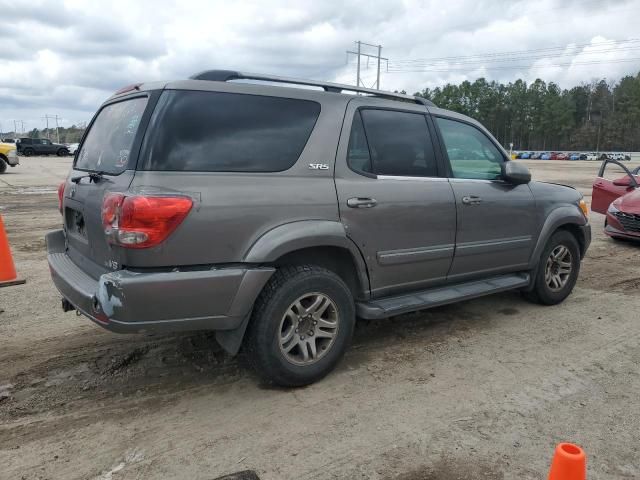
[101,193,193,249]
[57,182,65,214]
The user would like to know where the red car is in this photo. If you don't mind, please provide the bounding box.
[591,159,640,241]
[556,153,569,160]
[549,152,559,160]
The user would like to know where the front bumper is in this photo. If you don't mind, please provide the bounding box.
[605,212,640,240]
[579,223,592,257]
[46,230,274,334]
[6,151,19,166]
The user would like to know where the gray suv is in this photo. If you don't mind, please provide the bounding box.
[47,70,591,386]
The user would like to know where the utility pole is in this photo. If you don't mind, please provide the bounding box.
[356,41,361,88]
[346,41,388,90]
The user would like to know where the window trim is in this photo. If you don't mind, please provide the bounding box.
[431,114,508,181]
[346,106,445,180]
[73,91,159,176]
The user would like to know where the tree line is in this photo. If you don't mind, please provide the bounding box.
[415,72,640,152]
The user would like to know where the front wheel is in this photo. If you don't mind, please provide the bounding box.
[245,265,355,387]
[0,160,6,173]
[23,149,33,157]
[57,148,68,157]
[524,230,581,305]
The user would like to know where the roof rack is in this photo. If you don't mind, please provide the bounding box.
[189,70,435,107]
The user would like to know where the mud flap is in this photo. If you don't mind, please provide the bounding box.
[215,311,252,355]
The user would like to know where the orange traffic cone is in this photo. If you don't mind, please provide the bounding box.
[548,443,586,480]
[0,214,26,288]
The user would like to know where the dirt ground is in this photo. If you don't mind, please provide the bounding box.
[1,158,639,480]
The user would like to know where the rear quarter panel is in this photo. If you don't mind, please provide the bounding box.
[123,85,350,267]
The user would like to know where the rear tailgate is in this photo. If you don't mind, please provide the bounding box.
[61,93,156,277]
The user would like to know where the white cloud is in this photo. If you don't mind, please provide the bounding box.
[0,0,639,133]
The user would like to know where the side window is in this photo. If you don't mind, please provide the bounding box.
[360,109,438,177]
[142,91,320,172]
[436,117,504,180]
[347,111,372,173]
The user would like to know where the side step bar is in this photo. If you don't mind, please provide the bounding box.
[356,272,530,319]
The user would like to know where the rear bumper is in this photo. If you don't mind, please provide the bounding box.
[46,230,274,334]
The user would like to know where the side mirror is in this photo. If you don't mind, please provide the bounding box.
[501,161,531,185]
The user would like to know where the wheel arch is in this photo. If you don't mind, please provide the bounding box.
[243,220,371,299]
[529,206,588,268]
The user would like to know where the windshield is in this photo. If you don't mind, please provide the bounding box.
[75,96,148,174]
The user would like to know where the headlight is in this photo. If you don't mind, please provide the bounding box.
[578,199,589,219]
[607,203,619,214]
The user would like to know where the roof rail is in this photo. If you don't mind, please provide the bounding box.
[189,69,435,107]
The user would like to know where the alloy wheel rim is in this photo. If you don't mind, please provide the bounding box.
[545,245,573,291]
[278,292,339,366]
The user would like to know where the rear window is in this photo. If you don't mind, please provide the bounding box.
[75,97,148,174]
[140,90,320,172]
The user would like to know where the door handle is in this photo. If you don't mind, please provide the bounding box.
[347,197,377,208]
[462,195,482,205]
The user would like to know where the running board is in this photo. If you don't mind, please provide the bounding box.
[357,273,530,319]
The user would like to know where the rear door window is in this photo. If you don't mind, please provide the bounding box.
[75,97,148,174]
[358,109,438,177]
[141,90,321,172]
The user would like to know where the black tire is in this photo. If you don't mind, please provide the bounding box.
[524,230,581,305]
[0,159,6,173]
[23,148,34,157]
[245,265,355,387]
[57,148,68,157]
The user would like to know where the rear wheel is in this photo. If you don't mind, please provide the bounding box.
[525,230,580,305]
[57,148,68,157]
[23,148,34,157]
[245,265,355,387]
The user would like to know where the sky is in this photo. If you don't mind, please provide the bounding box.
[1,0,639,134]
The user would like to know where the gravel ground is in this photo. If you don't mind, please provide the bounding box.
[0,157,639,480]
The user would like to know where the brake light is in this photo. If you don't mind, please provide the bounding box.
[101,193,193,248]
[58,182,65,214]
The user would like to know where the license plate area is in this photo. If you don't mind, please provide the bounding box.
[65,207,88,240]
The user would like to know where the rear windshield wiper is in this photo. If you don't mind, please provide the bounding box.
[70,171,107,184]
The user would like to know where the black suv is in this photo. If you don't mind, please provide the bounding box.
[17,138,69,156]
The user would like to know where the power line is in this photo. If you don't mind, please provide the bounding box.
[388,38,640,67]
[387,56,640,73]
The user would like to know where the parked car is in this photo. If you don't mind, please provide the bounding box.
[556,153,569,160]
[531,152,543,159]
[592,159,640,241]
[541,153,551,160]
[569,153,580,160]
[17,137,69,156]
[1,138,15,143]
[47,70,591,386]
[586,153,598,161]
[66,143,80,155]
[549,153,559,160]
[579,154,587,160]
[520,152,531,159]
[0,141,19,173]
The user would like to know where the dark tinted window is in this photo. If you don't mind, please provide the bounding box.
[436,117,504,180]
[141,90,321,172]
[360,109,437,177]
[347,111,372,173]
[75,97,148,174]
